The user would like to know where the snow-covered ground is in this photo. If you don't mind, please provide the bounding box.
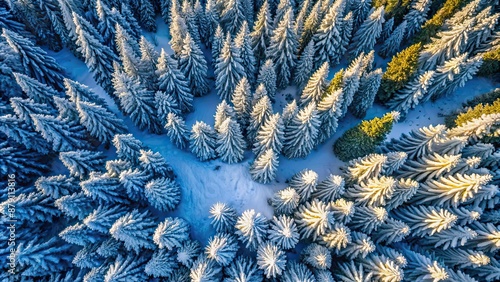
[47,18,500,244]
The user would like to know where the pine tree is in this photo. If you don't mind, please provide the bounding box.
[165,113,189,149]
[316,88,343,144]
[250,149,279,184]
[75,100,126,145]
[299,0,321,51]
[348,206,387,234]
[139,149,171,177]
[115,23,142,79]
[55,192,94,220]
[205,233,239,266]
[339,11,354,59]
[231,77,252,126]
[118,168,148,201]
[214,100,236,132]
[113,66,163,133]
[267,8,298,89]
[283,262,316,282]
[404,0,432,39]
[169,8,189,56]
[256,242,287,278]
[35,174,76,199]
[312,0,346,67]
[9,97,54,127]
[190,121,217,161]
[104,254,148,281]
[383,124,445,160]
[211,25,224,65]
[203,0,219,46]
[283,102,321,159]
[235,21,257,85]
[349,7,385,58]
[59,150,105,178]
[271,187,300,215]
[379,20,407,58]
[300,62,329,106]
[302,243,332,270]
[253,113,285,156]
[31,114,88,152]
[181,0,202,45]
[350,68,383,118]
[179,33,210,97]
[1,28,65,90]
[215,34,245,101]
[13,72,61,105]
[224,256,263,282]
[216,117,246,164]
[153,217,190,250]
[72,13,117,92]
[427,54,483,101]
[220,0,246,35]
[235,209,269,250]
[15,238,73,275]
[136,0,156,32]
[64,78,107,106]
[109,209,157,252]
[155,90,181,123]
[295,199,333,240]
[112,134,144,163]
[209,202,237,233]
[268,215,299,250]
[345,176,396,206]
[351,0,373,29]
[190,255,223,282]
[311,174,345,202]
[144,177,181,212]
[250,0,272,63]
[289,169,318,203]
[387,70,435,115]
[176,240,201,268]
[391,205,457,236]
[83,204,128,233]
[0,191,60,222]
[145,249,178,278]
[294,41,315,91]
[334,111,399,161]
[81,172,129,204]
[247,95,273,142]
[256,59,277,100]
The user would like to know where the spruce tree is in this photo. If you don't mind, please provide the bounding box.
[115,23,142,79]
[349,7,385,59]
[256,59,277,100]
[235,22,257,85]
[250,149,279,184]
[209,202,237,233]
[178,33,210,97]
[283,102,320,159]
[231,77,252,127]
[224,256,263,282]
[404,0,432,39]
[312,0,346,67]
[155,90,181,123]
[190,121,217,161]
[112,65,163,133]
[145,177,181,211]
[112,134,144,163]
[169,8,189,57]
[299,1,321,52]
[339,11,354,59]
[216,117,246,164]
[31,114,88,152]
[9,97,54,127]
[13,72,61,105]
[236,209,269,250]
[204,0,219,46]
[350,68,383,118]
[271,187,300,215]
[165,112,189,149]
[268,215,299,250]
[256,242,286,279]
[220,0,246,35]
[295,199,333,240]
[379,20,407,58]
[205,233,239,266]
[293,41,315,91]
[351,0,373,29]
[253,113,285,156]
[75,100,127,145]
[333,112,399,161]
[267,8,298,89]
[247,95,273,142]
[1,28,65,90]
[317,88,343,144]
[137,0,156,32]
[59,150,105,178]
[215,34,245,101]
[109,209,157,252]
[387,70,435,115]
[72,13,117,92]
[211,25,224,66]
[250,0,272,64]
[81,172,129,204]
[300,62,329,107]
[214,100,236,132]
[156,49,194,112]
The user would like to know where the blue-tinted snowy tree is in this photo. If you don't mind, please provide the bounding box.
[110,209,157,252]
[145,177,181,212]
[153,217,190,250]
[216,117,246,164]
[165,112,189,149]
[235,209,269,250]
[215,33,245,102]
[179,33,209,97]
[209,202,237,233]
[283,102,320,159]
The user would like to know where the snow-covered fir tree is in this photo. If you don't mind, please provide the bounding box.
[250,149,279,184]
[235,209,269,250]
[156,49,194,113]
[145,177,181,211]
[256,59,277,100]
[283,102,321,159]
[205,233,239,266]
[271,187,301,215]
[349,68,383,118]
[294,41,315,91]
[190,121,217,161]
[300,62,329,106]
[253,113,285,156]
[267,8,298,89]
[165,113,189,149]
[235,21,257,85]
[216,117,246,164]
[215,33,245,101]
[231,77,252,127]
[247,95,273,142]
[312,0,346,67]
[109,209,157,252]
[209,202,237,233]
[268,214,299,250]
[349,7,385,58]
[178,33,210,97]
[153,217,190,250]
[404,0,433,39]
[59,150,105,178]
[250,0,272,64]
[379,20,407,58]
[256,242,286,278]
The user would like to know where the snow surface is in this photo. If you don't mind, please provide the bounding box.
[46,17,500,244]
